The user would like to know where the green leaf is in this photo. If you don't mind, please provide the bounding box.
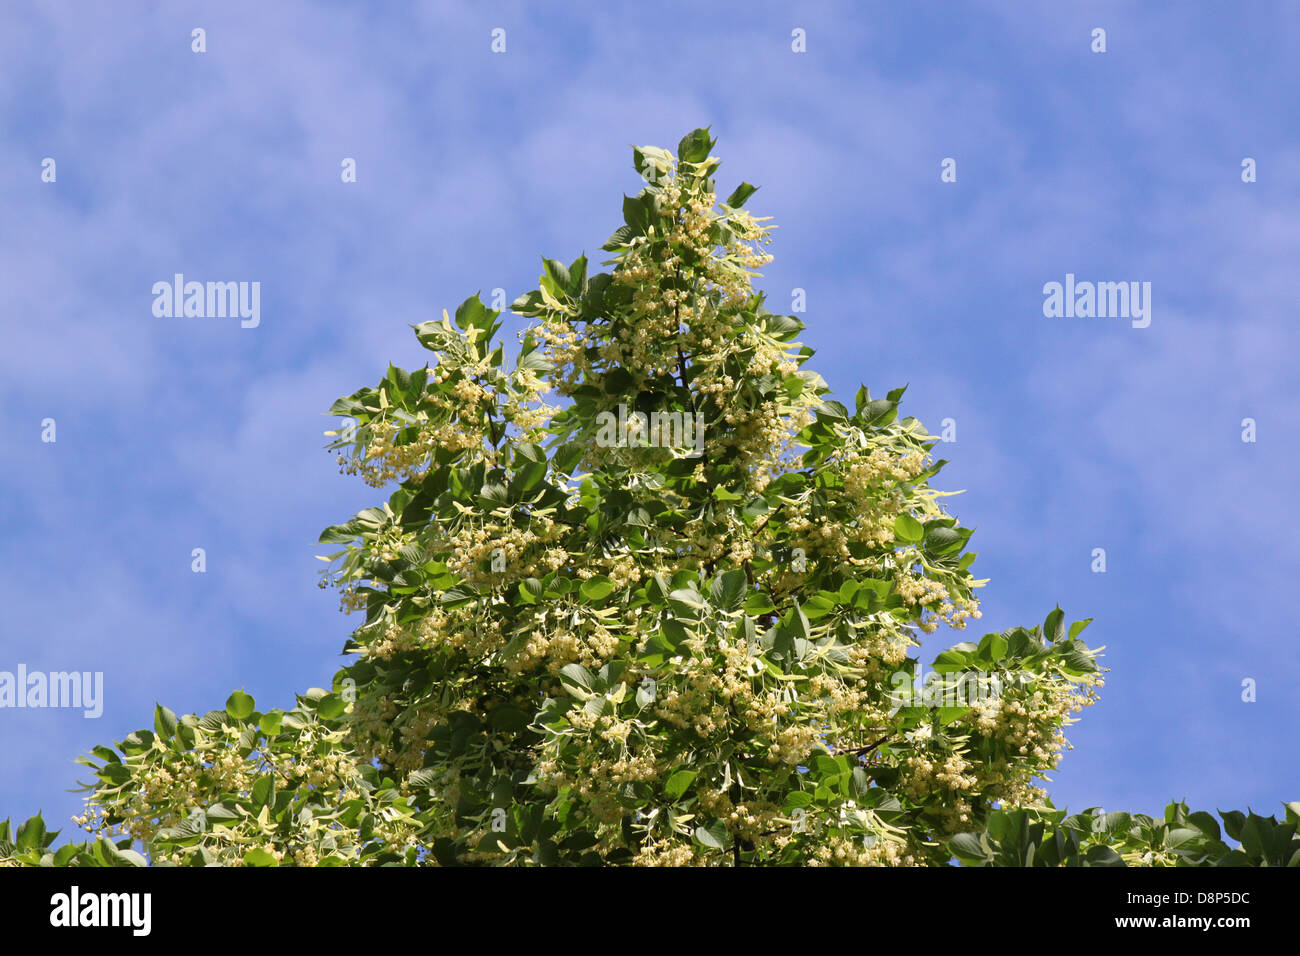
[225,690,255,720]
[259,710,284,735]
[850,767,871,799]
[1068,617,1094,639]
[932,648,973,672]
[154,704,178,739]
[542,258,571,291]
[517,349,551,373]
[453,294,490,332]
[477,482,508,508]
[53,843,79,866]
[802,592,836,620]
[1286,803,1300,827]
[710,570,747,611]
[633,146,672,182]
[923,526,964,556]
[764,314,803,340]
[635,681,656,708]
[788,601,811,641]
[243,848,278,867]
[102,842,147,867]
[894,514,924,543]
[559,663,598,700]
[1083,845,1125,866]
[408,768,439,789]
[1094,811,1131,835]
[412,319,461,353]
[89,744,120,764]
[668,588,705,612]
[251,775,275,809]
[976,633,1008,664]
[1043,606,1065,643]
[725,182,758,208]
[510,290,545,315]
[937,705,969,725]
[601,224,637,251]
[677,128,715,164]
[860,398,897,426]
[317,693,346,720]
[1219,809,1246,842]
[1059,639,1098,673]
[693,819,730,850]
[622,194,650,231]
[1164,827,1204,850]
[950,832,987,863]
[15,815,46,851]
[1187,811,1221,841]
[518,578,543,605]
[580,576,615,602]
[511,460,548,496]
[665,770,698,800]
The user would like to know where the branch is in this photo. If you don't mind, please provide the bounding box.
[832,735,895,758]
[750,502,785,537]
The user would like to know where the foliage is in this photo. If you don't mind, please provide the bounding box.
[2,130,1290,866]
[950,802,1300,867]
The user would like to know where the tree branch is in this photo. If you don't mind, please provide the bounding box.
[833,735,895,758]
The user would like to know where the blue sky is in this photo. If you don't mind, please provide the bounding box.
[1,0,1296,836]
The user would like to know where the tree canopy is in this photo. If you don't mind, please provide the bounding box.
[4,129,1296,867]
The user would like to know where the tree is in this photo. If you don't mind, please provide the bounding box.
[3,129,1295,867]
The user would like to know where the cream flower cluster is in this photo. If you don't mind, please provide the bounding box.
[302,146,1099,868]
[77,708,421,866]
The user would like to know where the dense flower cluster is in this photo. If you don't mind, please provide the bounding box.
[26,131,1117,869]
[69,695,428,866]
[302,132,1106,866]
[2,131,1290,872]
